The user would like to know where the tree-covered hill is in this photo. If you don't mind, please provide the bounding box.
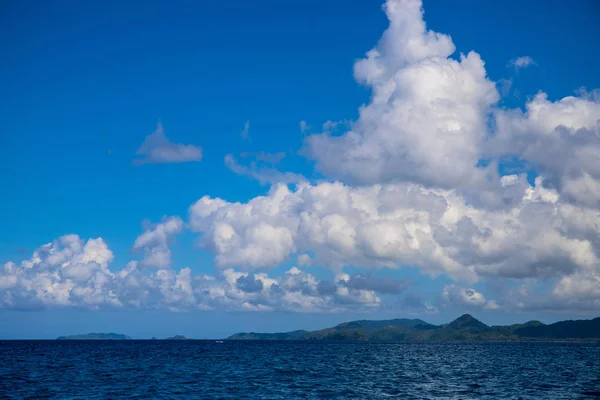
[227,314,600,342]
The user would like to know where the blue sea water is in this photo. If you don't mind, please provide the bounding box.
[0,341,599,399]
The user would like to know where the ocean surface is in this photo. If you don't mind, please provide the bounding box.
[1,341,599,399]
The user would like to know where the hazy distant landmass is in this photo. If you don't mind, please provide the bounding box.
[56,333,132,340]
[52,315,600,342]
[227,314,600,342]
[56,333,193,340]
[163,335,190,340]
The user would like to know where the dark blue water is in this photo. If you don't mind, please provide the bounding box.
[1,341,599,399]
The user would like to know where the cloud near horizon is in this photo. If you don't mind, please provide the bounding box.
[0,236,398,312]
[2,0,600,315]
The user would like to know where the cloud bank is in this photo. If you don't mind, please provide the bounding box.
[0,236,398,312]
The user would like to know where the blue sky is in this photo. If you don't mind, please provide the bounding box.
[1,0,600,339]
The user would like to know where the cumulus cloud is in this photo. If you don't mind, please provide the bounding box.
[133,122,202,165]
[0,237,385,312]
[132,217,183,268]
[189,180,599,284]
[508,56,536,70]
[4,234,595,314]
[483,276,600,314]
[442,285,499,310]
[304,0,499,189]
[236,274,264,293]
[0,235,116,310]
[4,0,600,316]
[490,91,600,207]
[187,0,600,314]
[339,274,411,294]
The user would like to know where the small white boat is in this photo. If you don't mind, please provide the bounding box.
[215,340,224,343]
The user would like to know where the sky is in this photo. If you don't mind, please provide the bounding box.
[1,0,600,339]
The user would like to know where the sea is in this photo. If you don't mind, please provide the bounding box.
[1,340,599,399]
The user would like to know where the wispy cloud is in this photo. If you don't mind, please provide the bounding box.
[508,56,537,70]
[497,78,512,97]
[133,122,202,165]
[224,153,305,185]
[299,120,310,134]
[241,120,250,140]
[239,151,286,165]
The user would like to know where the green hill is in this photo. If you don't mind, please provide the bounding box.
[514,317,600,339]
[226,314,600,342]
[226,330,308,341]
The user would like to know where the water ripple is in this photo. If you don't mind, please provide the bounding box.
[0,341,599,399]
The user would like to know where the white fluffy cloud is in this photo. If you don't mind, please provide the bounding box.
[303,0,600,210]
[4,232,591,313]
[133,122,203,165]
[132,217,183,268]
[491,91,600,207]
[442,285,499,310]
[0,236,392,312]
[0,235,117,309]
[304,0,498,189]
[188,169,600,312]
[189,180,599,284]
[3,0,599,315]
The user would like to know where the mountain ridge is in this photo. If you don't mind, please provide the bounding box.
[227,314,600,342]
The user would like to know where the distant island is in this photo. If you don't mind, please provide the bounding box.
[55,333,193,340]
[163,335,190,340]
[52,315,600,342]
[56,333,132,340]
[227,314,600,342]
